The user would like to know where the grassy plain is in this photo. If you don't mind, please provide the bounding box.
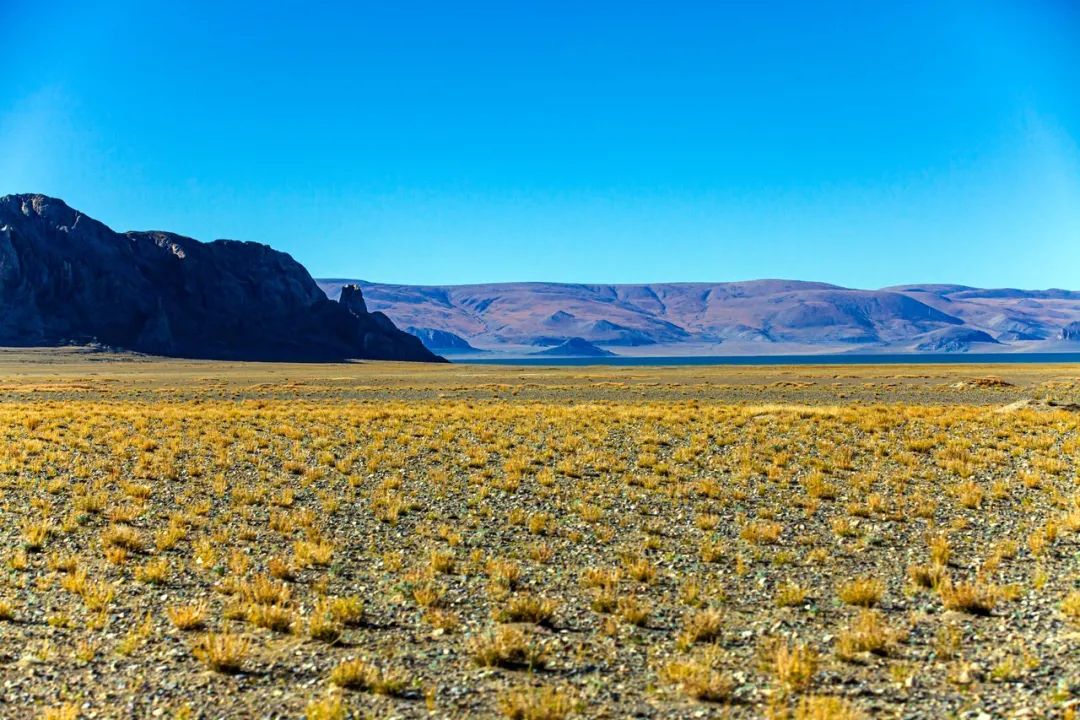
[1,349,1079,719]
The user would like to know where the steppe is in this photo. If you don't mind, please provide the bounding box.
[1,349,1079,719]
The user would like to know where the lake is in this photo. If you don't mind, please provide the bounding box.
[453,353,1080,366]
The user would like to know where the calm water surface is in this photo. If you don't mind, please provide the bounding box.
[453,353,1080,367]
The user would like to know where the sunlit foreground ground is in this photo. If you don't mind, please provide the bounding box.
[2,349,1080,719]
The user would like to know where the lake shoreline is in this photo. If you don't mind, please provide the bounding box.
[453,352,1080,366]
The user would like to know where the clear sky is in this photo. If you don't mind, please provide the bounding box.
[2,1,1079,288]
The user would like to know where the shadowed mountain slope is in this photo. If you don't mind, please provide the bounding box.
[0,195,442,362]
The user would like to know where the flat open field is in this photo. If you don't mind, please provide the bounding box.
[2,350,1079,719]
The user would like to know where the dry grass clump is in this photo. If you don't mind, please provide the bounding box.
[616,596,650,626]
[837,577,885,608]
[39,705,80,720]
[625,557,657,584]
[955,481,984,509]
[765,638,818,692]
[294,539,334,567]
[21,519,53,552]
[794,695,866,720]
[470,626,547,669]
[496,595,558,625]
[938,579,998,615]
[412,583,444,609]
[268,556,296,581]
[908,563,948,590]
[580,566,620,590]
[246,601,296,632]
[328,596,365,625]
[328,658,409,695]
[192,633,250,673]
[497,686,576,720]
[305,694,347,720]
[680,608,724,646]
[741,520,782,545]
[101,524,144,552]
[661,647,735,702]
[488,558,524,590]
[590,588,617,614]
[167,603,207,631]
[308,601,343,643]
[699,538,726,563]
[835,610,902,660]
[240,575,292,606]
[1061,591,1080,624]
[303,594,363,642]
[928,535,951,566]
[429,549,456,574]
[135,557,169,584]
[802,471,838,500]
[775,581,809,607]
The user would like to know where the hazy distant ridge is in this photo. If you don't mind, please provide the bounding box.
[319,279,1080,355]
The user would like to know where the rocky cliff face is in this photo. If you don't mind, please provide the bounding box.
[0,194,443,362]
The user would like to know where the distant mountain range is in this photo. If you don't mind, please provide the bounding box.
[4,192,1072,361]
[0,195,441,362]
[318,279,1080,356]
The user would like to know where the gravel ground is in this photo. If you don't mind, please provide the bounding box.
[0,353,1078,719]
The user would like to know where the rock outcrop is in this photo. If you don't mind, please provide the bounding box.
[912,327,999,353]
[1060,322,1080,341]
[532,337,615,357]
[0,194,443,362]
[404,327,475,351]
[339,284,368,315]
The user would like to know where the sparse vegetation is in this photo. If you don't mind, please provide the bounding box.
[939,579,998,615]
[191,633,250,673]
[329,658,409,695]
[835,610,902,660]
[661,646,735,702]
[167,603,208,631]
[837,577,885,608]
[497,686,576,720]
[0,354,1077,717]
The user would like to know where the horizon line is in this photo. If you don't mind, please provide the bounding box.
[316,277,1080,294]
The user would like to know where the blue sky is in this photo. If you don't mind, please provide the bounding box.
[2,1,1079,288]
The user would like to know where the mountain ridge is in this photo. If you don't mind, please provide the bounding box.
[0,194,442,362]
[318,279,1080,355]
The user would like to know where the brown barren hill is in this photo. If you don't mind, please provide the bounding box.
[319,279,1080,355]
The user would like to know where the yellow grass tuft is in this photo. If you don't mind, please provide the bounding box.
[192,633,250,673]
[837,577,885,608]
[497,686,576,720]
[328,658,409,695]
[939,579,998,616]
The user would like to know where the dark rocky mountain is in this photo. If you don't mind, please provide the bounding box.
[0,195,442,362]
[532,337,615,357]
[319,279,1080,355]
